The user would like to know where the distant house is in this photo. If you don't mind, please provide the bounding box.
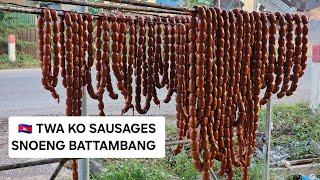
[215,0,300,13]
[290,0,320,11]
[257,0,297,13]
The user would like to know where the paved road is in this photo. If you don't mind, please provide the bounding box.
[0,61,313,118]
[0,69,176,118]
[0,68,177,179]
[0,60,314,179]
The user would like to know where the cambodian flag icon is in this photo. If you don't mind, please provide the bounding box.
[18,124,32,134]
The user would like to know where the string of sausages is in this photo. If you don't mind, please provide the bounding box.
[37,7,309,180]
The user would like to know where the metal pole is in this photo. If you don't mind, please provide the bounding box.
[264,100,272,180]
[77,2,90,180]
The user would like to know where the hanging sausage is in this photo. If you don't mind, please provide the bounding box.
[41,9,60,102]
[287,14,302,95]
[260,14,276,105]
[122,16,135,113]
[163,17,176,103]
[154,16,164,89]
[37,8,310,180]
[147,16,161,105]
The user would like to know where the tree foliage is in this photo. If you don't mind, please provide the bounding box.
[0,11,36,50]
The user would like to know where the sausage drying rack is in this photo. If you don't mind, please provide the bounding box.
[0,1,272,180]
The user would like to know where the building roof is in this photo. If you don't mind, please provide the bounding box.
[258,0,297,13]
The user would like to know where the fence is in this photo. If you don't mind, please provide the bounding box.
[0,0,38,58]
[13,28,38,58]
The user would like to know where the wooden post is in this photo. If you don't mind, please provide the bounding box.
[264,100,272,180]
[50,159,68,180]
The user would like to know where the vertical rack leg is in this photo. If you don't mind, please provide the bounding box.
[264,100,272,180]
[79,85,89,180]
[78,2,89,180]
[311,61,320,114]
[217,0,221,8]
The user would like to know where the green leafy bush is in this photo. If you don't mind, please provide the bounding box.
[259,102,320,160]
[91,160,172,180]
[0,54,39,69]
[164,151,199,179]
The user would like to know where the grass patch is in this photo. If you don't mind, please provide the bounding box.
[91,159,173,180]
[92,152,270,180]
[165,115,177,140]
[161,150,199,179]
[92,102,319,179]
[0,53,39,69]
[91,150,199,180]
[259,102,320,160]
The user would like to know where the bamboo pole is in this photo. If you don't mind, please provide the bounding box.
[0,5,186,25]
[30,0,191,15]
[165,139,189,146]
[50,159,68,180]
[0,158,74,171]
[32,0,192,13]
[0,5,42,14]
[0,5,188,22]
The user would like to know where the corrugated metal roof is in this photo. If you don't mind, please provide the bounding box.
[258,0,297,13]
